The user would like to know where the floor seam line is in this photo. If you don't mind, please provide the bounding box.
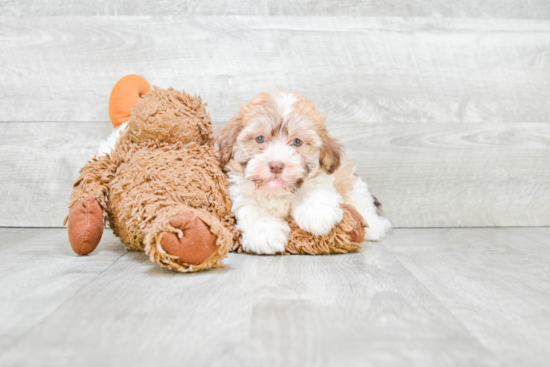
[0,250,128,357]
[380,242,495,355]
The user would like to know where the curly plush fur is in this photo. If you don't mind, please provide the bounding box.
[66,87,237,272]
[231,204,366,255]
[66,83,367,273]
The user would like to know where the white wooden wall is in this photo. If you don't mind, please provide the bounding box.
[1,1,549,227]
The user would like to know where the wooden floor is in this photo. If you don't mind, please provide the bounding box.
[1,1,549,366]
[1,227,549,366]
[2,2,550,229]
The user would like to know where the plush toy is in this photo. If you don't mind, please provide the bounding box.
[65,75,367,272]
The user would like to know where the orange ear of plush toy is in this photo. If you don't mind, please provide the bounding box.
[108,74,151,128]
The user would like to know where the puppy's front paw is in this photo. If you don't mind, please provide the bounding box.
[240,219,290,255]
[292,190,344,236]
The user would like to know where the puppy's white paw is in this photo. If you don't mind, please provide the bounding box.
[364,216,391,241]
[240,218,290,255]
[292,189,344,236]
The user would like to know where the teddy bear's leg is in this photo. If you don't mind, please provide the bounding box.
[66,195,104,255]
[64,156,115,255]
[144,206,232,272]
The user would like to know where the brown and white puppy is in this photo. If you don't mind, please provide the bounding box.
[216,91,391,254]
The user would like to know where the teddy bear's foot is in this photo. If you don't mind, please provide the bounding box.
[160,211,217,265]
[144,206,232,272]
[67,195,104,255]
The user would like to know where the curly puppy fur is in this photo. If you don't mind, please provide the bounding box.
[67,87,368,272]
[216,90,391,255]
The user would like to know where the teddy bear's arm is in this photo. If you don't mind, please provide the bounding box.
[284,204,366,255]
[64,155,117,255]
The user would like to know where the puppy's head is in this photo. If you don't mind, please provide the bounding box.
[215,91,341,194]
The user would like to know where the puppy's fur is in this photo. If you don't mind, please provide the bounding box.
[216,91,391,254]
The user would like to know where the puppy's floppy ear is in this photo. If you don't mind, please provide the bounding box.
[319,132,342,174]
[215,111,243,166]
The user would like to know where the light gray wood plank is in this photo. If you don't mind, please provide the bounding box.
[336,122,550,227]
[383,227,550,367]
[0,228,514,367]
[241,246,495,367]
[0,228,23,239]
[0,122,113,227]
[0,249,261,366]
[0,228,126,355]
[1,0,549,18]
[1,121,548,228]
[1,17,549,123]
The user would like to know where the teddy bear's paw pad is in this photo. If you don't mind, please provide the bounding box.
[161,211,217,265]
[68,195,104,255]
[342,205,366,243]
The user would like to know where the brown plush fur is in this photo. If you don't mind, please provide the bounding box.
[230,205,366,255]
[67,85,365,273]
[67,87,236,272]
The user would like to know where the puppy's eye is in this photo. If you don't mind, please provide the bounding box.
[292,138,302,147]
[256,136,265,143]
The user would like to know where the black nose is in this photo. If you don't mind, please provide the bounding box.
[269,161,285,174]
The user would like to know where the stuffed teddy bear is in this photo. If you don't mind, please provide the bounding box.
[65,75,367,272]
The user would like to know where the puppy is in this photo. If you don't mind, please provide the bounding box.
[215,91,391,254]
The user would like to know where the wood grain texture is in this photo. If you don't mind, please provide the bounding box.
[243,246,494,367]
[0,240,262,366]
[1,121,548,228]
[383,227,550,367]
[1,227,549,366]
[1,0,549,18]
[0,228,125,355]
[0,122,113,227]
[1,16,549,123]
[336,121,550,227]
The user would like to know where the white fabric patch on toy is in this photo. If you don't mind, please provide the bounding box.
[95,121,129,159]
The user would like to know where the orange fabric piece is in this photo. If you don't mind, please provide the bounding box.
[66,81,365,272]
[67,195,104,255]
[345,206,366,243]
[108,74,151,128]
[161,212,218,265]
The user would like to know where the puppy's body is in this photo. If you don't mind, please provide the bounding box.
[217,91,391,254]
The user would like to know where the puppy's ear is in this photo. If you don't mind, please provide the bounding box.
[319,132,342,174]
[215,111,243,166]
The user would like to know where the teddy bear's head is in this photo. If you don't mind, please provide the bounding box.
[124,87,213,146]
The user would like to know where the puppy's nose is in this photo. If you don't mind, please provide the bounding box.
[269,161,285,174]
